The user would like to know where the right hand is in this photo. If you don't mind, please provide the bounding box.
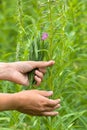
[0,60,55,86]
[13,90,60,116]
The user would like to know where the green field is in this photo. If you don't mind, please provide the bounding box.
[0,0,87,130]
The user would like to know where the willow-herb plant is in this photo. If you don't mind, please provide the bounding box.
[16,0,56,90]
[16,0,58,129]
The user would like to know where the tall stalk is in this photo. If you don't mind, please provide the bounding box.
[48,0,54,91]
[16,0,24,61]
[47,1,56,130]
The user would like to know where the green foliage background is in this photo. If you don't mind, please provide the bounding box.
[0,0,87,130]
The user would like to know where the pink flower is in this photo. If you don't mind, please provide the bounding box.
[42,33,48,40]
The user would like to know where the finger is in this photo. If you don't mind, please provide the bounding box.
[47,103,60,111]
[39,68,46,74]
[52,103,60,110]
[42,104,60,112]
[46,99,61,107]
[37,91,53,97]
[35,70,43,79]
[41,111,59,116]
[27,111,59,117]
[32,60,55,69]
[34,76,42,86]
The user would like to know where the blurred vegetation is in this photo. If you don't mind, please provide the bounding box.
[0,0,17,60]
[0,0,87,130]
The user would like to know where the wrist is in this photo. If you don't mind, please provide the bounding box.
[0,93,17,111]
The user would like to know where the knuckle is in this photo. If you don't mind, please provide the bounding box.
[38,78,42,84]
[40,73,43,78]
[39,104,45,111]
[48,100,54,105]
[41,107,45,111]
[41,100,46,106]
[39,101,46,111]
[36,78,42,86]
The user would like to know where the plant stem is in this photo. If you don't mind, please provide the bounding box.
[48,0,54,91]
[16,0,24,61]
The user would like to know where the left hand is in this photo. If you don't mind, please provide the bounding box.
[0,60,55,86]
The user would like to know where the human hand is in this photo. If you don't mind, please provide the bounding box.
[13,90,60,116]
[0,60,55,86]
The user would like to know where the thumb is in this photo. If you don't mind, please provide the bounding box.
[31,60,55,69]
[38,91,53,97]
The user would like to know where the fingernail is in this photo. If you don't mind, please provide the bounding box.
[58,99,61,102]
[49,91,53,94]
[58,104,61,107]
[50,60,55,64]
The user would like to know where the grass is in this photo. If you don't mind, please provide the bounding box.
[0,0,87,130]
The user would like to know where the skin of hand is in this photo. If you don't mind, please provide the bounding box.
[0,60,55,86]
[0,90,60,116]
